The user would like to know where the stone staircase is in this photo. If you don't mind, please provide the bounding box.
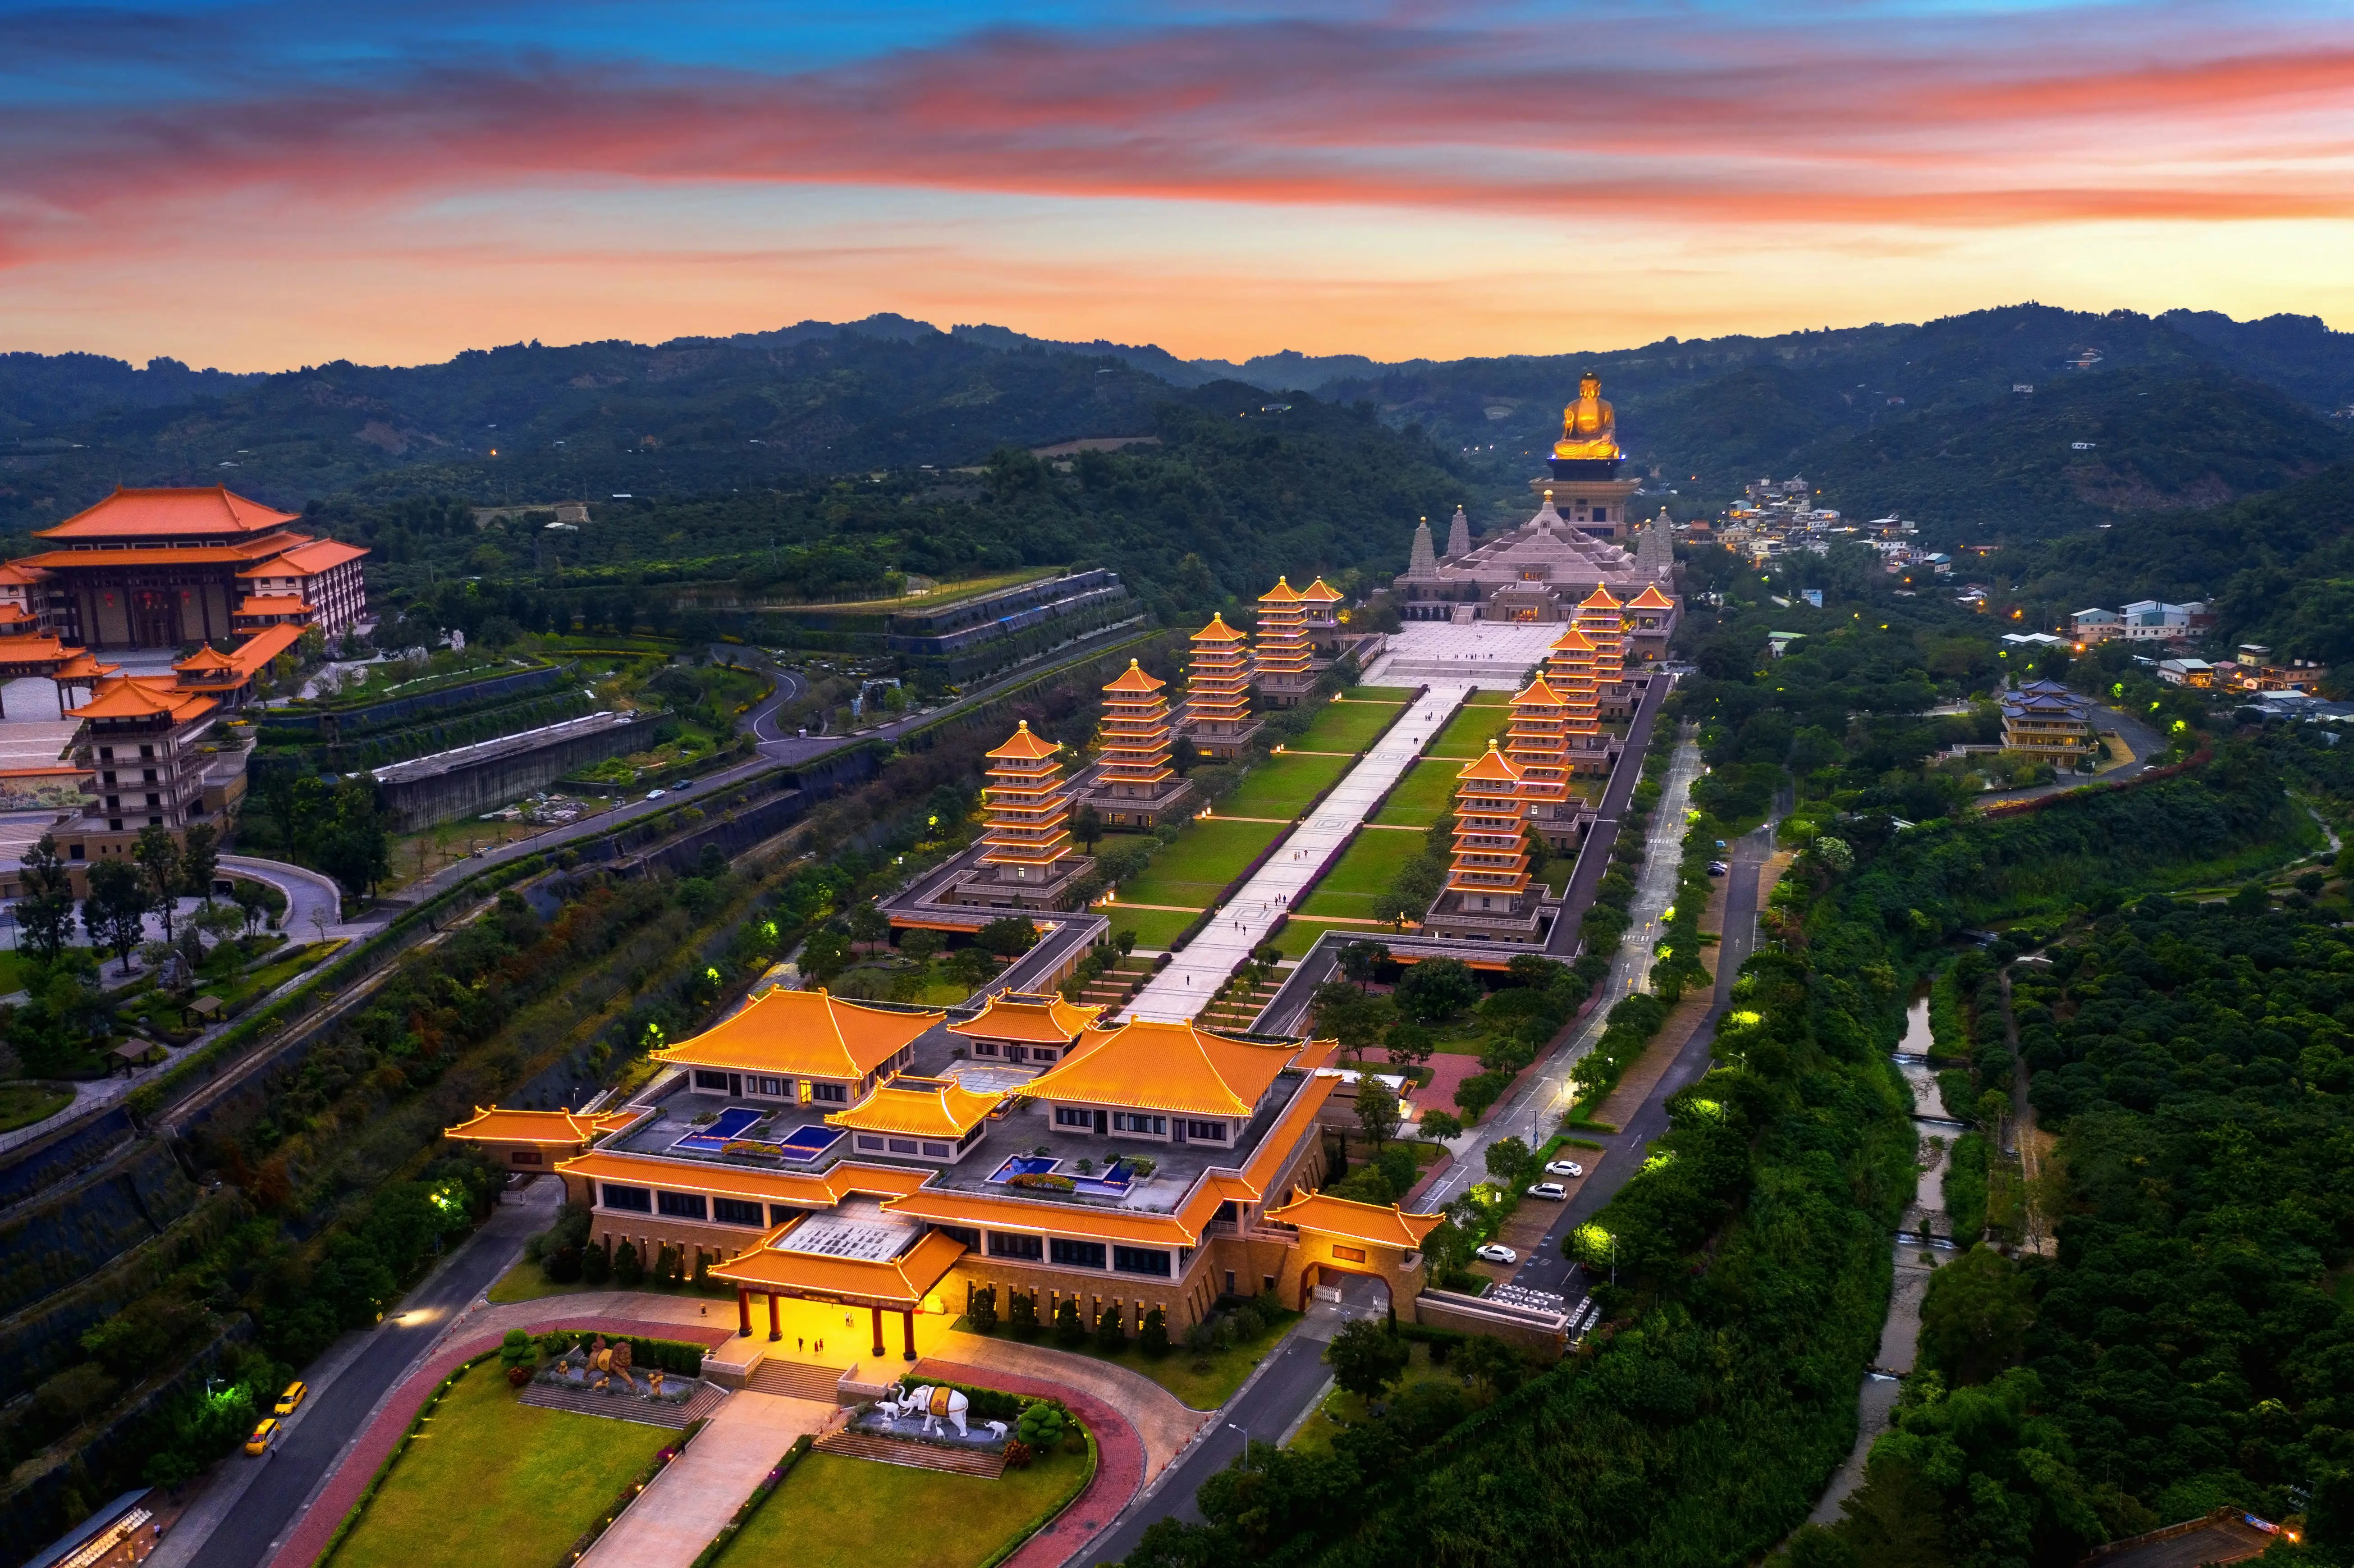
[814,1428,1008,1477]
[518,1378,727,1428]
[746,1358,851,1403]
[1076,957,1158,1011]
[1194,965,1287,1029]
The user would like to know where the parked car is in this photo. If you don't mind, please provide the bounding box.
[1543,1160,1585,1178]
[245,1418,279,1456]
[1525,1181,1568,1200]
[1708,861,1729,876]
[646,788,667,800]
[273,1381,307,1417]
[1474,1243,1518,1265]
[1714,839,1727,849]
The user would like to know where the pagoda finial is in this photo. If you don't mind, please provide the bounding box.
[1016,719,1029,731]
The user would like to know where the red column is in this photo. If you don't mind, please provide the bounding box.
[736,1286,751,1338]
[768,1292,782,1342]
[869,1304,886,1359]
[901,1309,916,1362]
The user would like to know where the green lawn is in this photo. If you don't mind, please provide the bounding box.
[1371,759,1462,826]
[1298,831,1428,921]
[1271,918,1393,957]
[1466,691,1511,706]
[1290,700,1407,754]
[1221,753,1351,818]
[325,1361,672,1568]
[1429,704,1510,759]
[714,1448,1087,1568]
[486,1259,598,1305]
[0,950,28,997]
[1350,686,1418,702]
[1101,906,1199,951]
[1108,819,1286,910]
[0,1081,72,1134]
[952,1309,1299,1410]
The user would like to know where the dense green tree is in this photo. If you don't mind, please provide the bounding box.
[81,859,151,975]
[1917,1245,2034,1386]
[131,825,182,941]
[1325,1320,1410,1401]
[13,832,77,963]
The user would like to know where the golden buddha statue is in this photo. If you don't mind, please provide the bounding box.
[1553,372,1621,460]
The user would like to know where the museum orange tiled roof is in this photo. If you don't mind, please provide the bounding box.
[68,676,216,722]
[951,992,1101,1044]
[556,1149,933,1209]
[173,645,240,672]
[50,651,116,681]
[711,1225,967,1310]
[34,485,303,539]
[653,988,943,1081]
[0,564,46,585]
[0,635,80,669]
[1626,584,1675,609]
[1019,1018,1305,1118]
[237,539,367,577]
[826,1076,1003,1139]
[445,1106,639,1145]
[879,1185,1202,1247]
[225,622,304,676]
[234,595,312,617]
[1264,1189,1445,1250]
[12,544,291,568]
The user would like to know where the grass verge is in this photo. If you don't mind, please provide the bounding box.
[707,1448,1088,1568]
[322,1349,672,1568]
[951,1309,1299,1409]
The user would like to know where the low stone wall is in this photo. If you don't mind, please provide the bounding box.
[1414,1288,1569,1358]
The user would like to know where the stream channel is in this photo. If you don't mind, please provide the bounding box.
[1806,994,1965,1523]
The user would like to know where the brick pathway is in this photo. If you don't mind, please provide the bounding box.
[913,1358,1148,1568]
[266,1316,730,1568]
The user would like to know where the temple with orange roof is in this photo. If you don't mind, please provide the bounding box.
[1420,739,1556,944]
[1081,658,1195,829]
[1253,577,1315,707]
[4,485,366,649]
[943,721,1095,910]
[444,992,1474,1358]
[1181,612,1259,759]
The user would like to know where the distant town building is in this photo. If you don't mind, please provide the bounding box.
[2001,679,2099,764]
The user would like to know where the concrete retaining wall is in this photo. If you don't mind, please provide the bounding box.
[373,713,646,831]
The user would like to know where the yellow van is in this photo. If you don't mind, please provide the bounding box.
[274,1381,307,1417]
[244,1418,278,1456]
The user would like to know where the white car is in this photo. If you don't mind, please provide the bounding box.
[1474,1244,1518,1265]
[645,789,667,800]
[1525,1181,1568,1200]
[1544,1160,1585,1179]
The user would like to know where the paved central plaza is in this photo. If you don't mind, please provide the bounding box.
[1361,621,1563,689]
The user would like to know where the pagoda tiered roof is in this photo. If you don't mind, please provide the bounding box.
[951,991,1103,1044]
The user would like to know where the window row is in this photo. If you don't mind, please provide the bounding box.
[600,1183,799,1229]
[983,1229,1176,1276]
[967,1040,1063,1064]
[687,1069,849,1104]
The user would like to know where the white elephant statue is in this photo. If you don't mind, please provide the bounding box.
[983,1419,1009,1442]
[903,1384,970,1437]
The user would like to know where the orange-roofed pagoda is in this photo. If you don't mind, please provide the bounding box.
[945,721,1094,910]
[1506,672,1582,852]
[1575,585,1633,719]
[1543,623,1611,777]
[1182,613,1259,759]
[6,485,366,649]
[1299,576,1345,656]
[1422,740,1553,944]
[1082,659,1195,829]
[1254,578,1314,708]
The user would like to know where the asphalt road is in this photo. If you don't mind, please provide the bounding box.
[1085,1322,1341,1565]
[1511,801,1778,1299]
[183,1186,550,1568]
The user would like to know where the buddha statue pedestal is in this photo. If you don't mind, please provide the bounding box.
[1527,371,1642,537]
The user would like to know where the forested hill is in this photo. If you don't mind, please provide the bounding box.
[5,301,2351,553]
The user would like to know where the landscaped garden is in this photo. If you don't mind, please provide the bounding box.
[323,1358,674,1568]
[1296,830,1429,923]
[0,1080,73,1133]
[710,1445,1090,1568]
[1287,697,1409,754]
[1097,904,1197,951]
[1216,751,1351,818]
[1369,758,1463,826]
[1098,818,1286,910]
[1428,703,1510,759]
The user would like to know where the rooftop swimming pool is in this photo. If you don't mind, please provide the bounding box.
[671,1106,765,1153]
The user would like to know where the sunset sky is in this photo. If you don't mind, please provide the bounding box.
[5,1,2352,371]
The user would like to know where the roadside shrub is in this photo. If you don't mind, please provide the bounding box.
[968,1286,998,1335]
[1054,1296,1086,1346]
[1141,1307,1170,1358]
